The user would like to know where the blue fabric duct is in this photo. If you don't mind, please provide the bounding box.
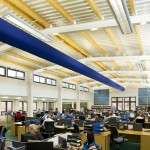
[0,18,124,91]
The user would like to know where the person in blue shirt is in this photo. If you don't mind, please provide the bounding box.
[82,132,101,150]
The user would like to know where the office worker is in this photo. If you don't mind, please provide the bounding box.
[82,132,100,150]
[28,124,44,140]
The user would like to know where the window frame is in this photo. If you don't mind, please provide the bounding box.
[0,66,6,77]
[62,82,76,90]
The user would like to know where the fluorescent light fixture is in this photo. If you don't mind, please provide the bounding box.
[3,96,8,98]
[2,13,52,42]
[107,0,134,34]
[91,28,98,31]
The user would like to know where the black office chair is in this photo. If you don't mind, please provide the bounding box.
[43,121,54,138]
[110,126,128,150]
[0,126,7,137]
[73,124,80,133]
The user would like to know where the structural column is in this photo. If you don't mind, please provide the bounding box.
[76,84,80,111]
[13,99,20,112]
[27,72,34,117]
[72,102,74,109]
[57,80,63,113]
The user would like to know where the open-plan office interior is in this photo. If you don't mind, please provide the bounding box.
[0,0,150,150]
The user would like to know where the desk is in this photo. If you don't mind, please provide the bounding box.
[81,132,110,150]
[11,122,22,136]
[0,121,7,128]
[18,126,25,141]
[67,127,84,131]
[118,130,150,150]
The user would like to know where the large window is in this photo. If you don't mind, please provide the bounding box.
[19,101,27,111]
[0,66,6,76]
[7,68,25,80]
[111,97,123,111]
[42,102,54,111]
[124,97,136,111]
[62,82,76,90]
[33,75,56,86]
[1,101,13,114]
[94,89,109,105]
[80,86,89,92]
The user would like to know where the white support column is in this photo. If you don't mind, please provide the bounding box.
[76,85,80,111]
[0,101,1,115]
[27,72,33,117]
[88,88,94,109]
[57,80,63,113]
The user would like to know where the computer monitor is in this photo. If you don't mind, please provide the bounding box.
[21,134,38,142]
[58,136,67,148]
[74,120,84,127]
[59,119,72,126]
[129,112,135,118]
[135,118,145,128]
[84,120,95,125]
[79,115,85,120]
[26,142,53,150]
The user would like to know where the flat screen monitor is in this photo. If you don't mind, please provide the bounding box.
[59,119,72,126]
[26,142,53,150]
[74,120,84,127]
[79,116,85,120]
[129,112,135,118]
[135,119,145,128]
[21,134,38,142]
[84,120,95,125]
[58,136,67,148]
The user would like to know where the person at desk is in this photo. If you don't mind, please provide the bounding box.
[28,124,44,140]
[82,132,100,150]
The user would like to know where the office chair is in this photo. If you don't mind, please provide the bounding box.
[110,126,128,150]
[43,121,54,138]
[0,126,7,137]
[73,124,80,133]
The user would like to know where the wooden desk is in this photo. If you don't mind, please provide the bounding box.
[67,127,84,131]
[18,126,26,141]
[11,122,22,136]
[81,132,110,150]
[118,130,150,150]
[0,121,7,128]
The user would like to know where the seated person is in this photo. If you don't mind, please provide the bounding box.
[27,124,44,140]
[16,111,22,118]
[82,132,100,150]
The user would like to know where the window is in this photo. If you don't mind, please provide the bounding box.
[33,75,56,86]
[0,66,6,76]
[1,101,13,114]
[42,102,54,111]
[7,68,25,80]
[80,86,89,92]
[19,101,27,111]
[62,82,76,90]
[33,102,37,111]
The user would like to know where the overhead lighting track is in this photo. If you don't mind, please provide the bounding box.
[2,13,52,42]
[107,0,134,34]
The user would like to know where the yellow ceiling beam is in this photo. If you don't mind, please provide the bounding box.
[105,28,125,56]
[4,51,47,67]
[0,56,36,70]
[129,0,136,16]
[57,34,91,57]
[111,62,121,70]
[86,0,103,19]
[53,35,87,57]
[0,0,44,29]
[135,25,144,55]
[55,69,74,76]
[81,32,108,56]
[43,71,64,78]
[9,0,50,28]
[47,0,75,24]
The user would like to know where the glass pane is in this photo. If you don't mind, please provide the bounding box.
[34,75,39,82]
[33,102,37,111]
[118,103,123,110]
[40,77,45,83]
[112,103,116,111]
[131,97,136,101]
[125,98,129,102]
[52,80,56,85]
[8,69,16,77]
[19,102,22,111]
[124,103,129,111]
[1,102,6,111]
[47,79,52,85]
[131,102,136,111]
[62,82,66,87]
[69,84,73,89]
[17,71,24,78]
[7,102,12,111]
[24,102,27,111]
[0,67,5,75]
[112,98,117,102]
[118,98,123,102]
